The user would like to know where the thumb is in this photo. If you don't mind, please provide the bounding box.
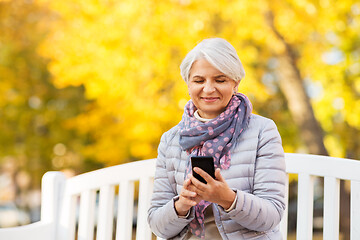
[215,168,224,182]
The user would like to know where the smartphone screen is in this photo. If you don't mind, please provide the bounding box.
[190,156,215,184]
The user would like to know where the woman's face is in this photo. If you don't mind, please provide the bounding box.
[188,59,239,119]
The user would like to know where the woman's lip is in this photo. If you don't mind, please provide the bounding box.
[201,97,219,102]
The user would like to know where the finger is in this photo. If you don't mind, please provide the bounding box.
[184,177,197,190]
[181,188,197,198]
[190,173,202,186]
[183,178,191,188]
[179,196,197,207]
[214,168,225,182]
[190,174,207,192]
[193,167,215,184]
[192,194,203,203]
[184,174,193,184]
[187,183,197,192]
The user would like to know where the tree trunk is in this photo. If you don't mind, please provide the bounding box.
[265,11,327,156]
[265,10,350,239]
[276,53,328,155]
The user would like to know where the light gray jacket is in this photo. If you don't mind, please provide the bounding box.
[148,114,286,239]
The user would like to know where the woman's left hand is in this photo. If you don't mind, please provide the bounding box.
[190,167,236,209]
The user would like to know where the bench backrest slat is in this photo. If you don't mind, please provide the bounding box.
[116,180,135,240]
[78,190,96,240]
[351,180,360,239]
[323,176,340,240]
[296,173,315,239]
[96,185,116,240]
[279,175,289,240]
[136,177,154,240]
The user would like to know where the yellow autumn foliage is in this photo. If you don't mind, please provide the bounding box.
[34,0,360,165]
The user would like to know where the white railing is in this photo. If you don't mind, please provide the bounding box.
[0,153,359,240]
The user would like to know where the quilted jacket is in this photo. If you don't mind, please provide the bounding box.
[148,114,286,239]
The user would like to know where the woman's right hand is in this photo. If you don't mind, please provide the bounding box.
[174,177,201,216]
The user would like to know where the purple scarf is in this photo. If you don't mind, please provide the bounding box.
[178,93,252,239]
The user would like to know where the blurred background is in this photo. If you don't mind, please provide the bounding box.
[0,0,359,238]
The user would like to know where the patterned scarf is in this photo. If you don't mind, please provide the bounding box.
[178,93,252,239]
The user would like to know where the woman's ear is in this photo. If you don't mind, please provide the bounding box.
[233,81,240,94]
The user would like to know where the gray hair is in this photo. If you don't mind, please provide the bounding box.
[180,38,245,83]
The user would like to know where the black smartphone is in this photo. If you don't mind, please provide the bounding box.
[190,156,215,184]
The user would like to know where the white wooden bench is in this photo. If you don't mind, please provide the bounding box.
[0,153,359,240]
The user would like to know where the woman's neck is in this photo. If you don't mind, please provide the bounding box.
[194,110,214,122]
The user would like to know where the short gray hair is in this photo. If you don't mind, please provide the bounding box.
[180,38,245,83]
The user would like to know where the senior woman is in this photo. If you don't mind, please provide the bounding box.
[148,38,286,239]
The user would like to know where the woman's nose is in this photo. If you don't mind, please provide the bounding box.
[203,81,215,93]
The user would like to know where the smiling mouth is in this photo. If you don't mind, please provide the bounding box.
[201,97,219,102]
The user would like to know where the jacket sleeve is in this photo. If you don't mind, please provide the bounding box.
[223,119,286,232]
[147,131,195,239]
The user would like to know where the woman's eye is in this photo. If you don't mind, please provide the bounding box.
[216,79,226,83]
[194,80,204,83]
